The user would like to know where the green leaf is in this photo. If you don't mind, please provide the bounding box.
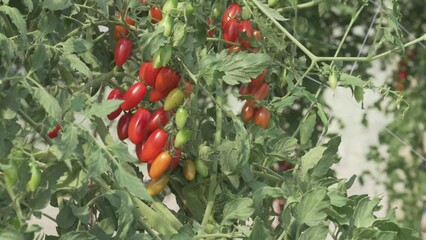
[69,93,88,112]
[173,23,186,47]
[0,6,27,40]
[352,228,397,240]
[328,189,348,207]
[71,205,90,224]
[108,143,138,163]
[106,191,135,239]
[339,73,365,88]
[59,37,94,53]
[30,44,49,71]
[299,225,329,240]
[57,204,77,229]
[59,231,98,240]
[170,224,194,240]
[30,85,62,119]
[62,54,93,80]
[300,146,326,177]
[85,100,122,118]
[311,136,341,178]
[255,2,288,21]
[58,125,79,160]
[300,114,316,146]
[221,198,254,225]
[253,186,284,215]
[353,196,382,228]
[87,148,111,178]
[249,217,273,240]
[270,137,298,159]
[269,96,297,112]
[316,104,329,133]
[43,0,73,10]
[22,0,34,12]
[114,168,153,202]
[293,188,329,226]
[138,28,169,61]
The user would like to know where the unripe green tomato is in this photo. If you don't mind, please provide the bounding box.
[159,14,173,37]
[153,43,173,68]
[184,2,194,16]
[195,159,208,177]
[175,107,188,130]
[268,0,279,8]
[183,160,196,181]
[164,88,185,111]
[162,0,178,15]
[26,163,41,192]
[211,0,223,19]
[241,6,251,20]
[354,86,364,103]
[4,163,17,189]
[174,128,191,148]
[328,72,338,90]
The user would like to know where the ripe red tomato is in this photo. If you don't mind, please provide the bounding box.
[140,129,168,162]
[171,148,182,169]
[155,67,180,92]
[253,106,270,128]
[238,20,253,48]
[139,62,161,86]
[47,124,61,139]
[117,113,133,140]
[223,19,239,43]
[149,88,169,102]
[249,70,267,90]
[114,38,132,66]
[150,7,163,24]
[107,89,124,120]
[121,82,147,110]
[241,101,255,122]
[128,108,151,144]
[252,83,269,100]
[125,16,136,26]
[149,151,172,179]
[253,29,261,41]
[147,174,169,196]
[221,3,242,28]
[145,107,171,133]
[114,25,129,40]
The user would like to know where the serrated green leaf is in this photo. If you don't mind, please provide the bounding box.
[109,143,138,163]
[59,125,79,160]
[30,85,62,119]
[255,2,288,21]
[138,28,169,61]
[249,217,273,240]
[62,54,93,80]
[71,205,90,224]
[22,0,34,12]
[270,137,298,159]
[317,104,328,133]
[87,148,110,178]
[114,168,153,202]
[253,186,284,215]
[0,6,27,40]
[299,225,329,240]
[69,93,88,112]
[221,198,254,225]
[173,23,186,47]
[352,228,397,240]
[43,0,73,10]
[353,196,382,228]
[293,188,329,226]
[59,37,94,53]
[339,73,365,88]
[270,96,297,112]
[300,146,326,177]
[170,223,194,240]
[300,114,316,146]
[30,44,49,71]
[312,136,341,178]
[85,100,122,118]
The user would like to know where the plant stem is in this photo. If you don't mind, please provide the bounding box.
[65,20,108,39]
[277,1,320,12]
[17,109,53,145]
[291,86,323,138]
[206,37,241,46]
[79,69,117,92]
[194,232,246,239]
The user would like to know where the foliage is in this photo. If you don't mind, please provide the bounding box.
[0,0,424,239]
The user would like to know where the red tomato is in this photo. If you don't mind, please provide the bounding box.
[238,20,253,48]
[125,16,136,26]
[223,19,239,43]
[155,67,180,92]
[107,89,124,120]
[252,83,269,100]
[241,101,255,122]
[150,7,163,24]
[253,107,270,128]
[117,113,133,140]
[139,62,161,86]
[253,29,261,41]
[145,107,171,132]
[121,82,147,110]
[171,148,182,169]
[183,80,193,98]
[47,124,61,139]
[128,108,151,144]
[114,25,129,40]
[249,70,267,90]
[399,70,406,80]
[221,3,242,28]
[149,88,169,102]
[149,152,172,179]
[140,129,168,162]
[207,17,214,37]
[114,38,132,66]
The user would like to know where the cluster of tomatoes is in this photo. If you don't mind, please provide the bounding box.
[218,3,271,128]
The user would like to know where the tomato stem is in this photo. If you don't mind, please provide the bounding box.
[17,108,53,145]
[276,1,319,12]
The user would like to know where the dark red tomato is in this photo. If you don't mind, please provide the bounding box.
[248,70,267,91]
[150,7,162,24]
[140,129,168,162]
[171,148,182,169]
[223,19,239,43]
[117,113,133,140]
[136,142,148,163]
[121,82,147,110]
[114,25,129,40]
[238,20,253,48]
[241,101,254,122]
[139,62,161,86]
[149,151,172,179]
[253,106,270,128]
[145,107,171,132]
[239,84,250,96]
[228,45,242,53]
[399,70,406,80]
[252,83,269,100]
[128,108,151,144]
[253,29,261,41]
[155,67,180,92]
[221,3,242,28]
[47,124,61,139]
[278,161,294,171]
[107,89,124,120]
[114,38,132,66]
[149,88,169,102]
